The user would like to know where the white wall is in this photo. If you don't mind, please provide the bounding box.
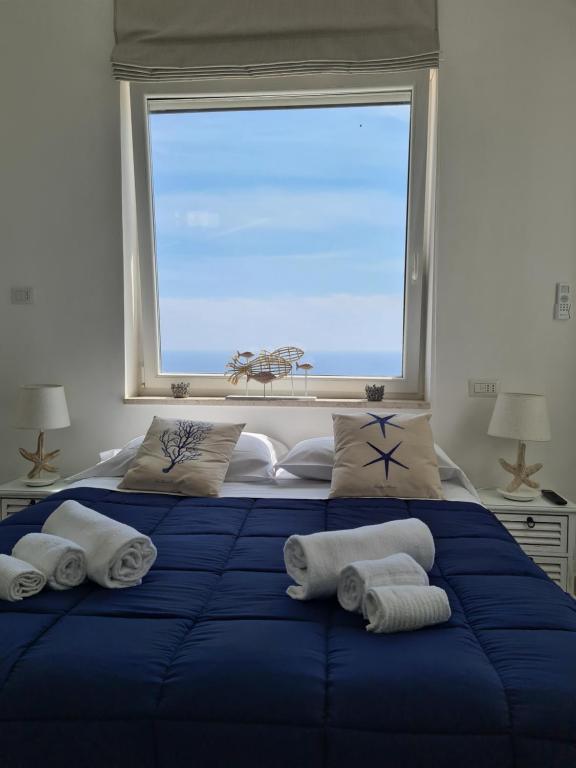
[433,0,576,493]
[1,0,575,495]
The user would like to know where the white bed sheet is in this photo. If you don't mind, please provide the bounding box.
[65,471,479,504]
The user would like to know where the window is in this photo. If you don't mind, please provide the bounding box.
[128,72,435,399]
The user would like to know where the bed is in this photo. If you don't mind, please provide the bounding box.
[0,477,575,768]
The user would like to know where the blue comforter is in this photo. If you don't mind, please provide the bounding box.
[0,488,575,768]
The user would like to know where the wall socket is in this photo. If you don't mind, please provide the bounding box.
[10,286,34,305]
[468,379,500,397]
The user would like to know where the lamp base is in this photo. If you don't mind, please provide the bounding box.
[19,431,61,485]
[497,487,540,502]
[25,473,61,487]
[498,440,543,497]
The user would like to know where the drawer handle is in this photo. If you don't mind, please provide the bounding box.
[526,516,536,529]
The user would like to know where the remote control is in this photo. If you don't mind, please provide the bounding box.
[541,489,568,506]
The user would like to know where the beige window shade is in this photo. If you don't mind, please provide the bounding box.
[112,0,439,81]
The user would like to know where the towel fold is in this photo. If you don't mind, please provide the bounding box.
[12,533,86,591]
[337,553,429,614]
[284,518,434,600]
[0,554,46,601]
[365,585,451,634]
[42,500,157,589]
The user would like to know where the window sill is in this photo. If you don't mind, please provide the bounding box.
[123,396,430,409]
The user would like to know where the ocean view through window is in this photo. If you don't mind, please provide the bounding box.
[148,101,411,379]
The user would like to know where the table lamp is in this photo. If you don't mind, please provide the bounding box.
[14,385,71,486]
[488,392,551,501]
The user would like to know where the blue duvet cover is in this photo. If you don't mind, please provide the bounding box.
[0,488,575,768]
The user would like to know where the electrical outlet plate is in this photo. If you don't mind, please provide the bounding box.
[10,286,34,305]
[468,379,500,397]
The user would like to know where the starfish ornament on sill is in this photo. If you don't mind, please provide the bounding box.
[499,441,542,493]
[19,431,60,480]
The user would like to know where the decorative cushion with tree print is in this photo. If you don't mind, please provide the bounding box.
[119,417,245,496]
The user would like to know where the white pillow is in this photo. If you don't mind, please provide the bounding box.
[66,435,145,482]
[226,433,288,482]
[276,436,334,481]
[433,445,478,498]
[277,436,474,490]
[99,448,122,463]
[67,432,288,484]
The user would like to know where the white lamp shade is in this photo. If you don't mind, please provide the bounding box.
[14,385,71,430]
[488,392,551,442]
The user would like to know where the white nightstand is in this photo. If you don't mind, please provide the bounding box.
[479,489,576,595]
[0,479,69,520]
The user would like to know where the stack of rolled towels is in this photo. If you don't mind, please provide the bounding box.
[284,518,451,634]
[0,500,156,602]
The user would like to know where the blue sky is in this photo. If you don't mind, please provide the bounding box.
[149,103,410,373]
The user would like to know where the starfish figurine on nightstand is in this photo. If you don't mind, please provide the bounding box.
[19,432,60,481]
[499,444,542,493]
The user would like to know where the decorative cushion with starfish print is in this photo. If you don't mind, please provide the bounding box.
[330,412,443,499]
[119,417,245,496]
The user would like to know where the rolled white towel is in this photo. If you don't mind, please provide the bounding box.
[284,518,434,601]
[0,554,46,601]
[337,553,429,615]
[12,533,86,591]
[42,500,157,589]
[364,585,451,634]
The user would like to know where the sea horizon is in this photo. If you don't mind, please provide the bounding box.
[161,349,403,378]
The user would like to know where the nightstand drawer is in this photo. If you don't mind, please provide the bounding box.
[532,556,568,589]
[495,512,568,554]
[1,498,34,519]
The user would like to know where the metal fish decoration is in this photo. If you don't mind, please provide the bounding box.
[226,352,292,386]
[270,346,304,363]
[226,346,311,397]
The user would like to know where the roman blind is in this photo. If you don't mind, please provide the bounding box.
[111,0,439,81]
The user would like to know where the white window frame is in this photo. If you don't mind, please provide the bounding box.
[128,70,436,399]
